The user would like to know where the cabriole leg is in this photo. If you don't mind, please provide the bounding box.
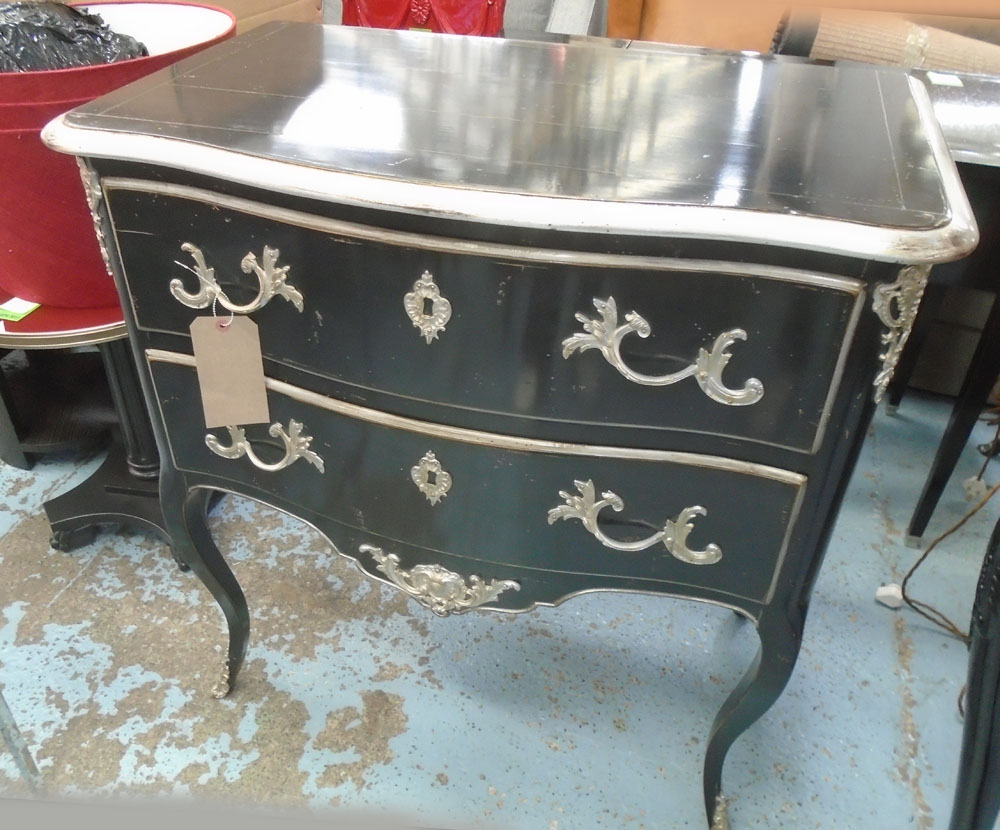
[703,611,802,828]
[161,468,249,697]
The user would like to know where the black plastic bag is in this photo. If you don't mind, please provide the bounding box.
[0,2,148,72]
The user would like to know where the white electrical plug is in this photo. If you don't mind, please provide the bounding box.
[964,476,990,501]
[875,583,904,609]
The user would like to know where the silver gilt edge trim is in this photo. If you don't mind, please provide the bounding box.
[103,177,866,294]
[42,112,976,264]
[76,159,113,277]
[147,347,805,485]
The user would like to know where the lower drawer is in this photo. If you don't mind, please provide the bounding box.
[148,351,807,608]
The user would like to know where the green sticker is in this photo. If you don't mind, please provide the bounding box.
[0,297,41,322]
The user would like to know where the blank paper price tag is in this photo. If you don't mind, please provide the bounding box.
[190,316,270,428]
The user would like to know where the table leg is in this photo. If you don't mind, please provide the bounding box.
[907,294,1000,546]
[0,361,31,470]
[950,518,1000,830]
[100,338,158,479]
[703,609,802,828]
[949,635,1000,830]
[161,466,249,698]
[0,684,43,794]
[885,283,946,415]
[43,339,184,568]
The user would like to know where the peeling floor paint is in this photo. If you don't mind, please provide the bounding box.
[0,394,993,827]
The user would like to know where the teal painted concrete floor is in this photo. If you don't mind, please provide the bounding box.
[0,392,997,829]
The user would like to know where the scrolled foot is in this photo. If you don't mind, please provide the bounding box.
[167,546,191,573]
[49,525,98,552]
[211,659,232,699]
[710,794,730,830]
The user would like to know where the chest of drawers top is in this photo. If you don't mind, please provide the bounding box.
[45,23,973,264]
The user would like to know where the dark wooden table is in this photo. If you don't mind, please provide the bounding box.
[0,301,173,555]
[883,72,1000,547]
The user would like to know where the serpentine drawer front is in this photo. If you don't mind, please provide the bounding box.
[44,22,978,829]
[148,354,805,607]
[109,183,864,454]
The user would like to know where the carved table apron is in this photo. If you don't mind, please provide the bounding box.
[43,24,976,828]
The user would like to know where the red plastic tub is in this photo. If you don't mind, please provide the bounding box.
[0,3,236,308]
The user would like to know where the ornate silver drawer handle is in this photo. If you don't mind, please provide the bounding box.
[205,419,324,473]
[172,242,304,313]
[547,479,722,565]
[360,544,520,616]
[411,451,452,505]
[562,297,763,406]
[404,270,452,343]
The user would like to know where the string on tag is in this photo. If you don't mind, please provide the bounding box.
[211,294,235,330]
[174,257,235,330]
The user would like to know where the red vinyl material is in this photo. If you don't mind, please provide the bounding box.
[342,0,504,36]
[0,2,236,309]
[0,291,124,346]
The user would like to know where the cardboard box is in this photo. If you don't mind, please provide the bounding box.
[637,1,1000,52]
[221,0,323,32]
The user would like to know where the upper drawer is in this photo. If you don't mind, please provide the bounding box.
[108,181,866,453]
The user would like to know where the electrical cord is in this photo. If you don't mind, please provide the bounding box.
[901,479,1000,645]
[900,419,1000,645]
[898,414,1000,720]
